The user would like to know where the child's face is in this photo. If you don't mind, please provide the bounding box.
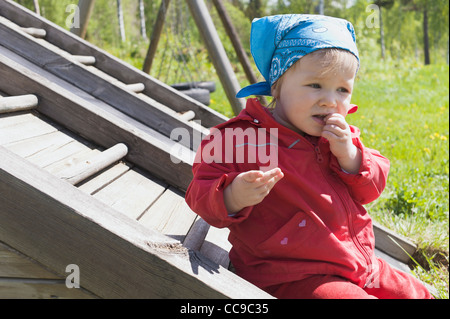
[272,52,356,137]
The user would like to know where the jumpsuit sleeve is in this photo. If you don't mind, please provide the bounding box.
[330,127,390,205]
[185,128,255,229]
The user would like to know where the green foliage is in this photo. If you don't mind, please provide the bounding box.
[351,56,449,257]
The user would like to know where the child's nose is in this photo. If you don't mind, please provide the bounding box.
[319,91,338,108]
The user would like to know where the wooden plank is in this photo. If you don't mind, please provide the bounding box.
[45,148,100,175]
[0,242,60,279]
[93,168,167,220]
[85,66,182,119]
[3,130,73,158]
[0,278,95,299]
[138,187,198,242]
[0,47,194,192]
[0,18,203,150]
[28,140,91,169]
[0,146,273,298]
[0,94,38,113]
[0,112,58,145]
[57,143,128,185]
[0,0,228,128]
[373,221,417,263]
[77,162,131,195]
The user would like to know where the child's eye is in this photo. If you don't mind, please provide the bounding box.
[308,83,321,89]
[338,87,350,93]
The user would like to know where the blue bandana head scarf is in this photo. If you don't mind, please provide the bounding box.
[236,14,359,98]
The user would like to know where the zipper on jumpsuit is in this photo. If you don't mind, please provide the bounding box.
[313,144,374,287]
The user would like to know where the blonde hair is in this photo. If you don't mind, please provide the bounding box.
[267,48,358,109]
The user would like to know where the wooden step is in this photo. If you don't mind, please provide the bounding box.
[0,94,38,114]
[178,110,196,121]
[21,27,46,38]
[57,143,128,185]
[124,83,145,93]
[72,55,96,66]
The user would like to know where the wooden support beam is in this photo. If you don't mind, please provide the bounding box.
[32,0,40,15]
[58,143,128,185]
[142,0,170,74]
[0,94,38,113]
[212,0,257,85]
[0,0,228,128]
[183,218,210,251]
[186,0,245,115]
[71,0,96,39]
[0,146,273,299]
[211,0,267,105]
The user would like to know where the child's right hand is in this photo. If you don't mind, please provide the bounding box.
[224,168,284,214]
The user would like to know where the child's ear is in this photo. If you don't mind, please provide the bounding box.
[271,81,281,99]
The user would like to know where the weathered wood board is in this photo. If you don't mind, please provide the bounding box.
[0,146,273,299]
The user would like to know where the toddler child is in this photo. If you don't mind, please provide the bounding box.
[185,14,432,299]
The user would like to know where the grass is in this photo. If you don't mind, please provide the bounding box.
[350,57,449,298]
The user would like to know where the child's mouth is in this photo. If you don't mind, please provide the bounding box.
[313,114,328,125]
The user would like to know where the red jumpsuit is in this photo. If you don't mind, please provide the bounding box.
[185,98,432,299]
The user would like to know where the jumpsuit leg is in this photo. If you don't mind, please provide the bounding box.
[265,275,377,299]
[264,258,433,299]
[363,258,433,299]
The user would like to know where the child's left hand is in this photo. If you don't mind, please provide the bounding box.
[321,113,361,174]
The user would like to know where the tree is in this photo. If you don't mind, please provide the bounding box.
[245,0,267,20]
[116,0,126,42]
[375,0,395,60]
[401,0,431,64]
[139,0,147,40]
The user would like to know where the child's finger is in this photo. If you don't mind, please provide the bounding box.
[324,114,348,130]
[256,169,284,190]
[241,170,264,183]
[257,168,283,184]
